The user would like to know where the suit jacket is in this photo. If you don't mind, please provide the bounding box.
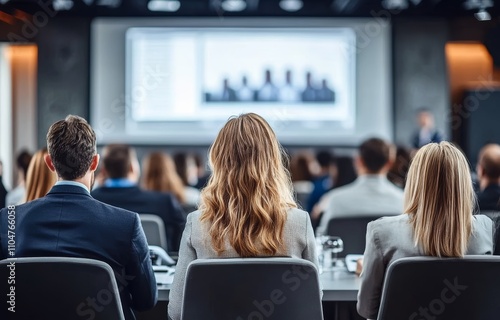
[168,208,319,320]
[0,184,157,320]
[357,214,494,319]
[477,184,500,212]
[412,129,443,148]
[91,186,186,252]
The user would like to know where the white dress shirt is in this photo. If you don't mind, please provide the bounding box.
[316,175,404,236]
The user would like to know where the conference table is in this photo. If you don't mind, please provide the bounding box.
[155,267,361,302]
[136,266,361,320]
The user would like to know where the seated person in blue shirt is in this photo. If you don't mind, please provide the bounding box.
[92,144,186,252]
[0,115,157,320]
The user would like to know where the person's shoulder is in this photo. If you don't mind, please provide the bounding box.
[285,208,310,227]
[329,182,358,200]
[368,214,408,231]
[90,198,139,220]
[473,214,494,230]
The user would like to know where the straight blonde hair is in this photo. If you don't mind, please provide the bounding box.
[142,152,187,204]
[405,142,473,257]
[199,113,297,257]
[25,148,58,202]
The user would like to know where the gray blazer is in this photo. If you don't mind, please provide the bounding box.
[168,208,319,320]
[357,214,494,319]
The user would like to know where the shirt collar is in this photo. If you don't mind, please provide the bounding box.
[104,178,136,188]
[55,180,90,194]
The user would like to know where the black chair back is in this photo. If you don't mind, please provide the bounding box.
[326,215,385,257]
[377,256,500,320]
[0,257,125,320]
[181,258,323,320]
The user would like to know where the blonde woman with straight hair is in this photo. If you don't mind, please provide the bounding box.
[168,113,319,320]
[141,152,187,204]
[24,148,57,202]
[357,142,494,320]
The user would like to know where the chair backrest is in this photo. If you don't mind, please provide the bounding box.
[478,211,500,254]
[140,213,168,250]
[326,215,385,257]
[181,258,323,320]
[0,257,125,320]
[377,256,500,320]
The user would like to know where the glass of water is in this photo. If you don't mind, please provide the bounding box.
[322,236,344,271]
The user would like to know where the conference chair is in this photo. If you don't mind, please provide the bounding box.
[181,258,323,320]
[478,211,500,255]
[326,215,386,257]
[0,257,125,320]
[377,256,500,320]
[140,213,168,251]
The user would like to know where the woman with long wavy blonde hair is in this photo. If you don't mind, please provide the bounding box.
[357,142,494,320]
[24,148,58,202]
[168,113,319,320]
[141,152,187,204]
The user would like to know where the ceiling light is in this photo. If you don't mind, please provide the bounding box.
[475,8,491,21]
[221,0,247,12]
[382,0,408,10]
[148,0,181,12]
[279,0,303,12]
[52,0,74,10]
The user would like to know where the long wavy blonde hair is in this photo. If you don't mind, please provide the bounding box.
[25,148,58,202]
[199,113,297,257]
[142,152,186,204]
[405,142,473,257]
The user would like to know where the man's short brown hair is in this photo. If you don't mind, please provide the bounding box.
[359,138,393,173]
[102,144,135,179]
[478,144,500,180]
[46,115,96,180]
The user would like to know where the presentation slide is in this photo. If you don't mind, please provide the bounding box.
[91,18,392,145]
[126,28,355,127]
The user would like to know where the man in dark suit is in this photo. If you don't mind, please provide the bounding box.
[476,144,500,211]
[0,115,157,320]
[0,161,7,208]
[92,144,185,252]
[412,108,443,148]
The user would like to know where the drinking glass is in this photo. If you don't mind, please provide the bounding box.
[321,236,344,271]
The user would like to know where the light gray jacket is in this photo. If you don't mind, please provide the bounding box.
[357,214,494,319]
[168,208,319,320]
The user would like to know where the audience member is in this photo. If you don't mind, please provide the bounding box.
[310,155,356,224]
[387,145,412,188]
[92,144,186,252]
[168,113,318,320]
[0,161,7,208]
[6,150,32,206]
[412,107,443,148]
[24,148,57,202]
[290,152,314,194]
[357,142,493,319]
[173,152,201,207]
[307,150,336,213]
[316,138,403,236]
[142,151,187,205]
[0,115,157,319]
[193,153,209,190]
[476,144,500,211]
[333,155,357,189]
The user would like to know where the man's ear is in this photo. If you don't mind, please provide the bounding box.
[476,164,483,179]
[89,154,100,172]
[44,154,56,173]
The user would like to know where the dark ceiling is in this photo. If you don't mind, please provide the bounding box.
[0,0,499,18]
